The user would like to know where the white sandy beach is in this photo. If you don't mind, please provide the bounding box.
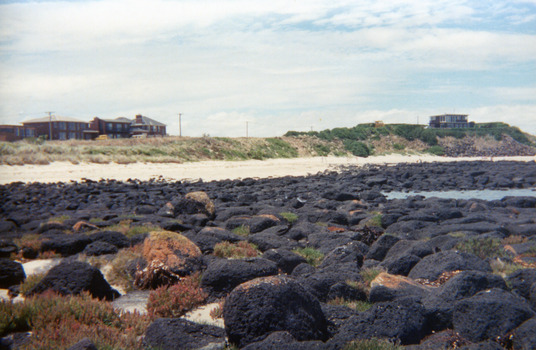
[1,155,535,184]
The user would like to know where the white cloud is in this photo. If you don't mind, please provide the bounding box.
[1,0,535,138]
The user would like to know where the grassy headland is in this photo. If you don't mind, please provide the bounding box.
[1,122,534,165]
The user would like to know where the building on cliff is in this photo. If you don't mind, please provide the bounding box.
[429,114,475,129]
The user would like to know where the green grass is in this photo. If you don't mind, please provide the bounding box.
[455,238,506,260]
[329,298,373,312]
[232,225,250,237]
[293,247,324,267]
[360,267,385,286]
[279,212,299,224]
[213,241,260,259]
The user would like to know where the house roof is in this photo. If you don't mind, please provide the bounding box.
[132,115,166,127]
[23,115,87,124]
[101,117,132,123]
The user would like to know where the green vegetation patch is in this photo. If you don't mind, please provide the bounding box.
[293,247,324,267]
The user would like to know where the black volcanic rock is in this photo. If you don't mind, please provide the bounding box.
[408,251,491,281]
[223,275,329,348]
[27,260,119,300]
[201,257,278,298]
[0,258,25,288]
[144,318,226,350]
[453,288,535,343]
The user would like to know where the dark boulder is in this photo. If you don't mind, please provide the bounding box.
[241,331,326,350]
[82,241,118,256]
[262,249,307,274]
[330,297,429,346]
[0,258,25,288]
[453,288,535,343]
[223,275,329,348]
[247,232,298,252]
[366,234,401,261]
[506,268,536,300]
[201,258,278,298]
[408,251,491,281]
[40,234,92,257]
[327,282,367,302]
[319,242,364,271]
[144,318,226,350]
[458,341,505,350]
[248,215,280,233]
[67,338,98,350]
[27,260,119,300]
[0,240,18,258]
[437,271,508,302]
[185,227,243,254]
[88,231,130,248]
[511,317,536,350]
[380,254,421,276]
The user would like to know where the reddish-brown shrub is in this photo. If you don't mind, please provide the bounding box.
[146,273,207,318]
[0,291,150,349]
[213,241,259,259]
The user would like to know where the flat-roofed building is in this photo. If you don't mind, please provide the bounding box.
[22,116,93,140]
[429,114,474,129]
[90,117,132,139]
[0,125,36,141]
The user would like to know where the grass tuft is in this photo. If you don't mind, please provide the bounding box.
[293,247,324,267]
[213,241,259,259]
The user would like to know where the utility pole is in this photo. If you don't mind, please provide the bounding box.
[46,111,54,140]
[246,121,249,138]
[178,113,182,137]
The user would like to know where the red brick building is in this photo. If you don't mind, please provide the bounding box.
[22,116,94,140]
[130,114,167,137]
[0,125,36,141]
[90,117,132,139]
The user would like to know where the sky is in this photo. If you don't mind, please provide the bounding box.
[1,0,535,137]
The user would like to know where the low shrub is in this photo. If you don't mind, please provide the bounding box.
[293,247,324,267]
[360,267,385,286]
[455,238,506,260]
[0,291,149,349]
[344,140,371,157]
[19,273,46,296]
[146,273,207,318]
[213,241,259,259]
[232,225,250,237]
[426,145,445,156]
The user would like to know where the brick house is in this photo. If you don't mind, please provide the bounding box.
[429,114,475,129]
[22,116,94,140]
[0,125,36,141]
[90,117,132,139]
[130,114,167,137]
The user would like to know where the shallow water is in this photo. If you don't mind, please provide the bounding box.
[384,188,536,201]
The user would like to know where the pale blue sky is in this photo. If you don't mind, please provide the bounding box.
[1,0,535,136]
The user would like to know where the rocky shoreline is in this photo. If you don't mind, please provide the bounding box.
[1,160,536,349]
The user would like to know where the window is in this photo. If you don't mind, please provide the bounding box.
[106,123,113,131]
[68,122,76,130]
[58,122,66,130]
[59,132,66,140]
[68,132,77,139]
